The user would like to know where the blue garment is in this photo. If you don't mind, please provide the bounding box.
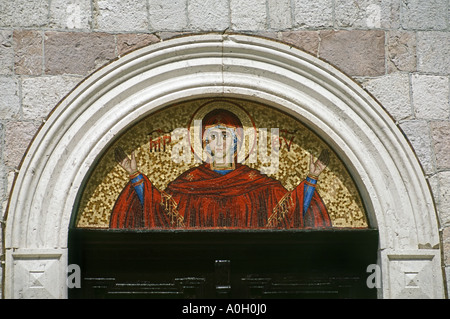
[214,169,233,175]
[130,174,145,205]
[303,176,317,216]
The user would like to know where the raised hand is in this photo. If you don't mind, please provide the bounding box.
[309,149,330,177]
[115,147,137,175]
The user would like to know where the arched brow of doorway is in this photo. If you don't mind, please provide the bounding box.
[4,34,443,299]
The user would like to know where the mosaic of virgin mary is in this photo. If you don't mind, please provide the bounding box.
[109,106,332,230]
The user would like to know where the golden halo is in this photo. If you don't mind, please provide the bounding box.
[188,100,257,164]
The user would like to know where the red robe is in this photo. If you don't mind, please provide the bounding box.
[110,164,331,229]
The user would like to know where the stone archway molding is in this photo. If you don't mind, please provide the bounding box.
[4,34,444,298]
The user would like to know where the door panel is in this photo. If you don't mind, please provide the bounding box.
[68,229,378,299]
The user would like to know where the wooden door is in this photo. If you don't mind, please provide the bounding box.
[68,229,378,299]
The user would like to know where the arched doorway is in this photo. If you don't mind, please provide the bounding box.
[69,97,378,298]
[3,34,444,298]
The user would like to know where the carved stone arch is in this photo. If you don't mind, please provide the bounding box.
[4,34,444,298]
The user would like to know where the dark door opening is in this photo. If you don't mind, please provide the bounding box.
[68,229,378,299]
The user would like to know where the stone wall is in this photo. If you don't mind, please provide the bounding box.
[0,0,449,298]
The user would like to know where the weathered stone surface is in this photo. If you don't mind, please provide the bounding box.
[268,0,292,29]
[279,31,320,56]
[49,0,92,30]
[428,173,440,204]
[13,30,43,76]
[0,164,5,203]
[0,0,48,28]
[156,32,189,41]
[149,0,188,31]
[387,31,416,73]
[430,122,450,171]
[188,0,229,31]
[412,74,449,120]
[93,0,148,32]
[0,197,4,221]
[116,33,160,56]
[335,0,400,29]
[254,32,278,42]
[0,77,20,120]
[319,30,385,76]
[0,125,3,191]
[292,0,333,28]
[44,32,116,76]
[361,73,412,121]
[400,0,448,30]
[399,120,435,175]
[417,32,450,75]
[6,171,15,198]
[230,0,267,31]
[0,31,14,75]
[446,267,450,288]
[434,171,450,226]
[4,121,41,168]
[22,75,82,120]
[443,227,450,265]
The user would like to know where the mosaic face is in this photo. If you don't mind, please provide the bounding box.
[203,125,237,167]
[75,98,369,229]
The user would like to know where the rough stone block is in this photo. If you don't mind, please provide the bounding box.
[13,30,43,76]
[361,73,412,121]
[446,267,450,290]
[268,0,292,29]
[4,121,41,168]
[430,122,450,171]
[2,198,8,218]
[0,164,4,200]
[149,0,188,31]
[399,120,435,175]
[335,0,398,29]
[0,0,49,28]
[412,74,449,120]
[387,31,416,73]
[22,75,82,120]
[443,227,450,266]
[49,0,92,30]
[400,0,448,30]
[6,171,15,198]
[292,0,333,28]
[434,171,450,227]
[44,32,116,76]
[319,30,385,77]
[188,0,229,31]
[428,172,440,199]
[116,34,160,56]
[93,0,148,32]
[279,31,320,56]
[417,32,450,75]
[0,77,20,120]
[230,0,267,31]
[0,31,14,76]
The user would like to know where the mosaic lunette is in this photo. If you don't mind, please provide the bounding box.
[76,99,368,229]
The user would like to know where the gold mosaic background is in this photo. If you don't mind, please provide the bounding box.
[75,98,369,229]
